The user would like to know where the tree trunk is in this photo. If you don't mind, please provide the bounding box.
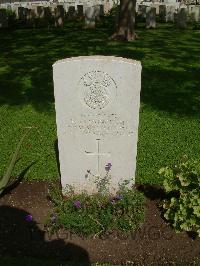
[111,0,137,41]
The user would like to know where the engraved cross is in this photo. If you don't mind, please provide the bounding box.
[85,139,110,176]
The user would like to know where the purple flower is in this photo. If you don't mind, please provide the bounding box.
[73,200,81,209]
[115,194,123,200]
[25,214,33,222]
[105,162,112,171]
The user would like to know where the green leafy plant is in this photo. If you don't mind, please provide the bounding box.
[45,184,146,238]
[0,127,33,196]
[159,156,200,236]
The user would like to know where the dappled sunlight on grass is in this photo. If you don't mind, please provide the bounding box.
[0,20,199,183]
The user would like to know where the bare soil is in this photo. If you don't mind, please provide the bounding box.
[0,181,199,265]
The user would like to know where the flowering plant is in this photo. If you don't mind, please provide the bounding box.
[46,180,146,238]
[159,156,200,236]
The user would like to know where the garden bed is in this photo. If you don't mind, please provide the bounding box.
[0,181,199,265]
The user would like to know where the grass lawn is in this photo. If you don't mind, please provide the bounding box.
[0,256,118,266]
[0,19,200,184]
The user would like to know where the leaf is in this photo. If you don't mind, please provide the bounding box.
[0,127,33,195]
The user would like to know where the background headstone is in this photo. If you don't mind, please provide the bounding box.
[177,7,187,28]
[77,5,83,18]
[139,4,147,19]
[85,6,96,29]
[67,6,76,20]
[166,5,175,22]
[146,6,156,28]
[55,5,64,27]
[159,4,167,22]
[0,9,8,28]
[99,4,104,16]
[53,56,142,195]
[36,6,45,19]
[18,6,28,21]
[190,6,199,23]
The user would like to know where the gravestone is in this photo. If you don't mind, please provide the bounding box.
[166,5,175,22]
[36,6,45,18]
[53,56,142,195]
[190,6,199,23]
[139,4,147,18]
[94,5,101,21]
[104,2,111,14]
[99,4,104,16]
[55,5,65,27]
[67,6,76,20]
[0,9,8,28]
[44,6,54,28]
[85,6,96,28]
[146,6,156,28]
[152,3,160,15]
[77,5,83,18]
[29,7,37,20]
[159,5,167,22]
[18,6,28,21]
[177,7,187,28]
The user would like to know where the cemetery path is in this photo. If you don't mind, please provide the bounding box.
[0,181,199,265]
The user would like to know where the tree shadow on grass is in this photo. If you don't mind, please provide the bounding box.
[0,205,91,265]
[0,21,199,117]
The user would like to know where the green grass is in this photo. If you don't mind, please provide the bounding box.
[0,256,120,266]
[0,20,200,184]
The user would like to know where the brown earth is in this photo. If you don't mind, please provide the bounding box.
[0,181,199,265]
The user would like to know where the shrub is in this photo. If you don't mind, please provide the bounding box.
[45,184,146,238]
[159,156,200,236]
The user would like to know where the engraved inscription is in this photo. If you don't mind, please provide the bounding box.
[78,71,117,110]
[68,113,134,137]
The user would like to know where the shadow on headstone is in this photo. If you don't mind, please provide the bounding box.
[0,205,91,264]
[54,139,61,178]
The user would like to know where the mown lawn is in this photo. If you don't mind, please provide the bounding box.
[0,256,117,266]
[0,19,199,184]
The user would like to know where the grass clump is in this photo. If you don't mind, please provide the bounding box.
[45,185,146,238]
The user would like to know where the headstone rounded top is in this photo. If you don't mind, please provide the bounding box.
[53,56,141,67]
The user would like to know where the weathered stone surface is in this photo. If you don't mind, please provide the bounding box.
[53,56,142,195]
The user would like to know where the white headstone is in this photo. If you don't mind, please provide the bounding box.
[53,56,142,195]
[166,5,175,22]
[190,6,199,23]
[85,6,96,28]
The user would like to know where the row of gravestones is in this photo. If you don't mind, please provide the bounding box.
[138,4,200,29]
[1,2,200,29]
[0,3,106,28]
